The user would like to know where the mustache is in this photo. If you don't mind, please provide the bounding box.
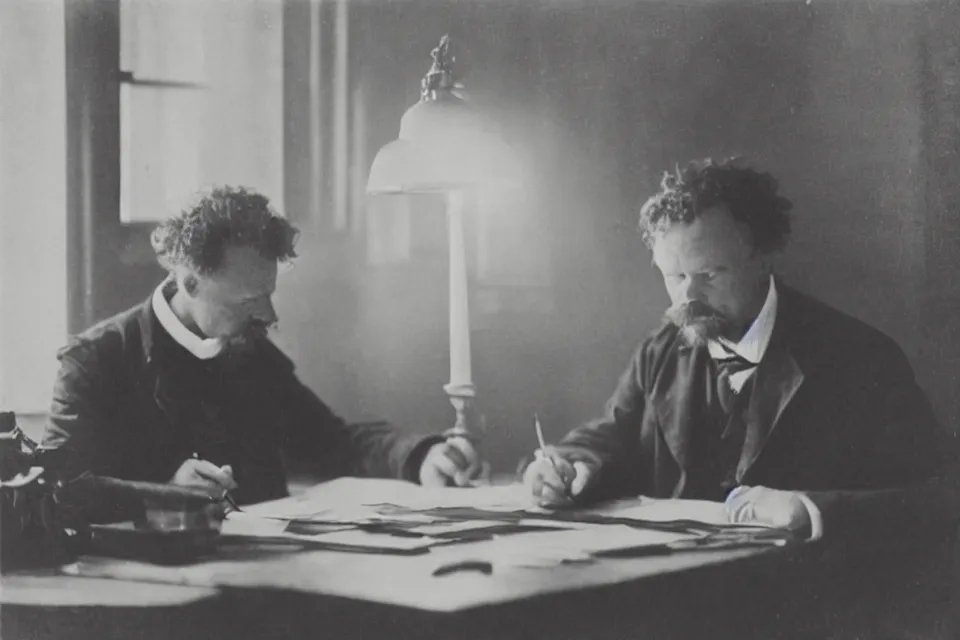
[663,301,730,346]
[663,300,727,328]
[225,321,275,350]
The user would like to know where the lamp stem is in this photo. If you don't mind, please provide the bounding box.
[443,190,476,436]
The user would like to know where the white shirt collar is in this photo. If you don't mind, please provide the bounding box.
[708,275,778,365]
[152,282,224,360]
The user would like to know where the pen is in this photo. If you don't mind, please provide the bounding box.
[222,490,242,514]
[534,414,573,500]
[192,452,242,513]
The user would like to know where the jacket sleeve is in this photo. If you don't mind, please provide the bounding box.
[802,339,959,546]
[271,351,442,483]
[38,342,117,481]
[551,343,649,501]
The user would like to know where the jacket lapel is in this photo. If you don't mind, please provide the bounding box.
[653,343,714,479]
[651,282,809,486]
[736,326,804,480]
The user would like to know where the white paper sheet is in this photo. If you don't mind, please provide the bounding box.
[363,483,534,512]
[454,524,698,568]
[306,529,441,551]
[222,512,441,550]
[584,497,737,527]
[242,478,536,522]
[406,520,517,536]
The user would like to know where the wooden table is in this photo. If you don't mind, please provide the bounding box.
[2,479,955,640]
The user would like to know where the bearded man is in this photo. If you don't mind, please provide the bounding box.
[523,159,955,543]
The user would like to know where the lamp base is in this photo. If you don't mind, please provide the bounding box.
[441,383,491,483]
[442,382,479,438]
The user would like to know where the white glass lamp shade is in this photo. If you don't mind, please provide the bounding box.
[397,93,486,145]
[365,140,425,195]
[367,93,521,195]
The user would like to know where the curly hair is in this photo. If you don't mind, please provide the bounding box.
[150,186,299,274]
[638,158,793,254]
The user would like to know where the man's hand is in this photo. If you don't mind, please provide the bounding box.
[419,437,485,487]
[169,458,238,498]
[524,450,596,508]
[725,486,811,531]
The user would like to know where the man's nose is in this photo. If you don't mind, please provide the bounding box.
[255,299,278,326]
[676,277,705,306]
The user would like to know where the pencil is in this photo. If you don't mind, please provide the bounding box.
[534,413,548,451]
[533,414,573,500]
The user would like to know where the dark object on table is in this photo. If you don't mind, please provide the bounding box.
[0,411,79,573]
[432,560,494,577]
[86,522,221,565]
[75,476,226,531]
[74,477,226,564]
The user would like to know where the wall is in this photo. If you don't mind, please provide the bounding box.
[45,1,958,473]
[920,0,960,442]
[273,0,958,473]
[0,1,68,412]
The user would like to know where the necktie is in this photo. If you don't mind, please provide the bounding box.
[714,352,756,414]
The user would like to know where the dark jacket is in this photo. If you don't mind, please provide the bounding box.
[557,283,958,541]
[39,295,440,512]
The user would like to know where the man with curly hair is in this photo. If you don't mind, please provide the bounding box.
[524,159,954,542]
[39,186,485,518]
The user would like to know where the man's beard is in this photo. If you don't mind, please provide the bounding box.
[223,322,272,352]
[663,300,732,347]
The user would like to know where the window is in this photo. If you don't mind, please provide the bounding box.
[119,1,284,223]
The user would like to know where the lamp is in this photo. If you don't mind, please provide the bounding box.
[366,36,518,438]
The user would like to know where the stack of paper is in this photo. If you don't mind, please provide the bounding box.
[450,523,699,568]
[364,483,534,513]
[243,479,534,520]
[584,497,734,526]
[222,512,443,553]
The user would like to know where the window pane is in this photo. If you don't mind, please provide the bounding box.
[119,1,283,223]
[120,83,202,222]
[120,0,204,84]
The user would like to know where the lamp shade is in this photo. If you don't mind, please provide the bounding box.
[367,131,519,194]
[397,92,486,145]
[365,140,424,195]
[366,37,520,195]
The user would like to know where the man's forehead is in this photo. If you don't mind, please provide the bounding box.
[651,209,750,267]
[203,247,277,294]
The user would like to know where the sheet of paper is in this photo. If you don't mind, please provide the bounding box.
[241,478,421,519]
[223,513,442,551]
[223,512,352,537]
[242,478,531,518]
[517,524,696,553]
[306,529,440,551]
[363,483,534,512]
[405,520,516,536]
[584,497,739,527]
[456,524,697,568]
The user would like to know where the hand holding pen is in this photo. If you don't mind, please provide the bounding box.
[524,414,596,508]
[169,453,241,511]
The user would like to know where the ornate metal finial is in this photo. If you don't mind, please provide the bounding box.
[420,35,457,101]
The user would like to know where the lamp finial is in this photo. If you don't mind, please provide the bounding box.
[421,35,457,101]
